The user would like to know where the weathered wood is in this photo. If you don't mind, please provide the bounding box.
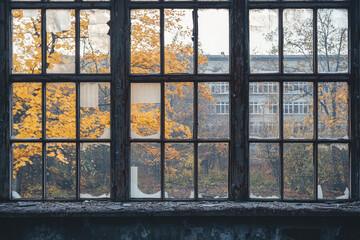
[0,0,10,201]
[230,0,248,201]
[350,0,360,201]
[111,0,129,201]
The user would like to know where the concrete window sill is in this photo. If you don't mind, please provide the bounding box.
[1,201,360,218]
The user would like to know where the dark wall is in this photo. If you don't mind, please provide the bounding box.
[0,217,359,240]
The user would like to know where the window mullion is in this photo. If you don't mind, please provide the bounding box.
[111,0,128,201]
[230,0,248,201]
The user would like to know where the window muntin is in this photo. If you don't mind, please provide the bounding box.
[10,4,111,200]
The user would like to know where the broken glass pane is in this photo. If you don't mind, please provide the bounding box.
[80,83,111,139]
[12,9,42,74]
[46,10,75,74]
[80,10,110,74]
[131,83,161,139]
[131,143,161,199]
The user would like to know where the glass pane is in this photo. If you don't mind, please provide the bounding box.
[46,143,76,198]
[249,143,280,199]
[318,9,348,73]
[80,143,110,198]
[198,82,229,139]
[198,9,229,74]
[131,83,161,139]
[80,83,110,139]
[165,82,193,139]
[46,83,76,139]
[250,9,279,73]
[12,83,42,139]
[318,82,348,139]
[131,143,161,198]
[131,9,160,74]
[318,144,349,200]
[165,143,194,199]
[283,9,313,73]
[12,143,42,199]
[165,9,193,74]
[284,82,313,139]
[46,10,75,74]
[249,82,279,138]
[80,10,110,74]
[198,143,228,199]
[284,143,314,200]
[12,10,42,74]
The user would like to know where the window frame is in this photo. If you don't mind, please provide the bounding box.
[0,0,358,202]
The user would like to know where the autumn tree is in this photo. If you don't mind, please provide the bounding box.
[12,9,111,198]
[250,9,349,199]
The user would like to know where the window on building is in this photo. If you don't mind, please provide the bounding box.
[249,3,350,200]
[3,0,354,202]
[10,4,111,200]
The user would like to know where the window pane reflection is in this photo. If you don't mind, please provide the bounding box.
[250,143,280,199]
[284,143,314,200]
[131,143,161,198]
[318,144,349,200]
[80,83,110,139]
[198,82,229,139]
[46,10,75,74]
[80,10,110,74]
[12,143,42,199]
[318,9,348,73]
[12,9,42,74]
[165,82,193,139]
[250,9,279,73]
[283,9,313,73]
[198,9,229,74]
[284,82,313,139]
[131,83,161,139]
[46,143,76,198]
[249,82,279,139]
[80,143,110,199]
[131,9,160,74]
[318,82,348,139]
[12,83,42,139]
[198,143,228,199]
[46,83,76,139]
[165,9,193,74]
[165,143,194,199]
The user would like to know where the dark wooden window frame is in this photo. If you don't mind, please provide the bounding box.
[0,0,359,202]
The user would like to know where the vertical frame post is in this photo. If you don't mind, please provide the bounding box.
[111,0,129,201]
[350,0,360,201]
[230,0,248,201]
[0,0,10,201]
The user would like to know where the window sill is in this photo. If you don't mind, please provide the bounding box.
[1,201,360,218]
